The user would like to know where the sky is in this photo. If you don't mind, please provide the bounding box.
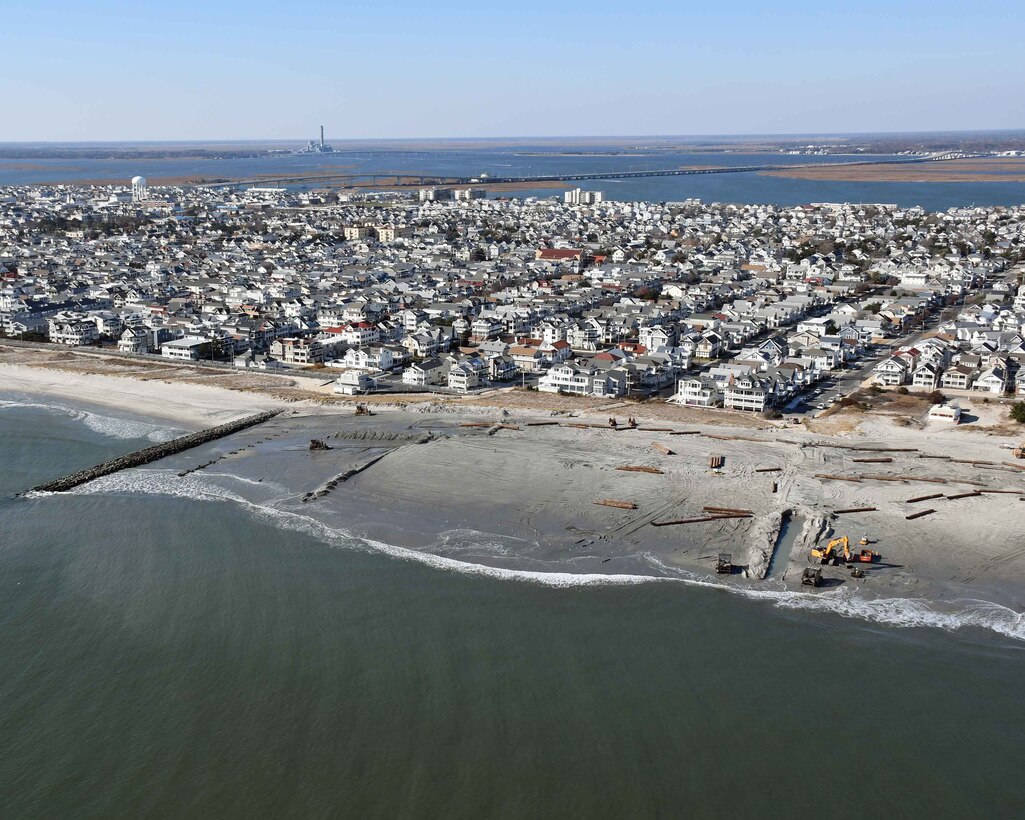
[3,0,1023,142]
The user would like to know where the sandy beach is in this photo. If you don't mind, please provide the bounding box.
[4,344,1025,620]
[0,361,281,427]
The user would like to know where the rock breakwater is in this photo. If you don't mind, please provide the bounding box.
[30,410,281,493]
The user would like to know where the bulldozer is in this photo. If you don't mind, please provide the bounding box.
[801,567,822,587]
[354,402,374,417]
[1014,442,1025,459]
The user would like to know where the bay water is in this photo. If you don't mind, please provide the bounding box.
[3,144,1025,210]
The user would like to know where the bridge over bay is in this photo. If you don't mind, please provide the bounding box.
[195,152,970,190]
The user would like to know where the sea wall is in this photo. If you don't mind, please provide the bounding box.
[31,410,281,493]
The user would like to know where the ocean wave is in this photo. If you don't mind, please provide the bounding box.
[642,558,1025,642]
[69,469,1025,642]
[0,398,180,442]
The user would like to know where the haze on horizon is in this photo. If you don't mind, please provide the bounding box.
[4,0,1023,143]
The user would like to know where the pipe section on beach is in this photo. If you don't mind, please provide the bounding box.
[30,410,281,493]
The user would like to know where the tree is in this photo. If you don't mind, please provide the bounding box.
[1010,402,1025,424]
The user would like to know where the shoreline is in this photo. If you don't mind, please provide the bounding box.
[762,158,1025,183]
[0,361,283,428]
[5,352,1025,633]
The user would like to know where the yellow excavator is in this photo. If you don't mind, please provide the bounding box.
[811,535,881,565]
[811,536,848,565]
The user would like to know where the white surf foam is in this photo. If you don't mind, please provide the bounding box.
[643,557,1025,642]
[0,398,180,442]
[68,469,1025,642]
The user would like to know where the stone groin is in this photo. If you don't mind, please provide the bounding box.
[30,410,281,493]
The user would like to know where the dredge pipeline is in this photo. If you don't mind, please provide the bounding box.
[29,410,281,493]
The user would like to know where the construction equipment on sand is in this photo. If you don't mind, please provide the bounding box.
[811,535,849,564]
[854,533,881,562]
[716,553,733,574]
[354,403,374,416]
[811,534,883,565]
[801,567,822,587]
[1013,443,1025,459]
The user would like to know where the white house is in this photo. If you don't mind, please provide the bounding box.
[160,337,208,360]
[402,358,447,387]
[723,375,772,412]
[873,356,910,387]
[539,363,595,396]
[671,376,721,407]
[928,402,962,423]
[448,360,484,392]
[334,370,374,395]
[972,366,1007,395]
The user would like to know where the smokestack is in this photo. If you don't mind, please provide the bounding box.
[320,126,325,148]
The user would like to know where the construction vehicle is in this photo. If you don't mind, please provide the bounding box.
[810,535,848,565]
[801,567,822,587]
[354,402,374,416]
[716,553,733,574]
[851,534,882,563]
[1014,443,1025,459]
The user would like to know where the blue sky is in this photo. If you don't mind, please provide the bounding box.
[3,0,1022,141]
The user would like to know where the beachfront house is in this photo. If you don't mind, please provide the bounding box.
[160,337,208,361]
[723,374,772,412]
[972,366,1008,395]
[402,358,447,387]
[671,376,721,407]
[941,365,975,391]
[334,370,374,395]
[911,363,941,390]
[538,363,595,396]
[873,356,909,386]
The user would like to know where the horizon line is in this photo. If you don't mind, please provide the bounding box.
[2,128,1025,146]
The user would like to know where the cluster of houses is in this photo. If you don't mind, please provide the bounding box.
[2,182,1024,409]
[872,291,1025,397]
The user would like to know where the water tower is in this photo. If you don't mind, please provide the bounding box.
[131,176,147,202]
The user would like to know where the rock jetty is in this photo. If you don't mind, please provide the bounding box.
[30,410,281,493]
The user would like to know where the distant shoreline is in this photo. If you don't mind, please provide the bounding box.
[762,158,1025,183]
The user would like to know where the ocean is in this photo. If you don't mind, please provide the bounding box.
[1,393,1024,818]
[3,144,1025,210]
